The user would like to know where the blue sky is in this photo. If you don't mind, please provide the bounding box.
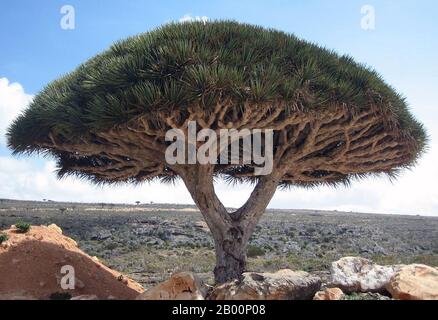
[2,0,437,93]
[1,1,437,215]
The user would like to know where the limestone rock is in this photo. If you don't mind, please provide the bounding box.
[330,257,400,293]
[386,264,438,300]
[313,287,344,300]
[211,269,321,300]
[47,224,63,235]
[194,221,210,233]
[136,272,206,300]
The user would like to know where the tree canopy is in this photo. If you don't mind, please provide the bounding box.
[7,21,427,188]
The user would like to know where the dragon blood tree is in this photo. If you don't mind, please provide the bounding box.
[7,22,426,283]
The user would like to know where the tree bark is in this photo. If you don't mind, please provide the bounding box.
[178,165,282,284]
[213,223,247,284]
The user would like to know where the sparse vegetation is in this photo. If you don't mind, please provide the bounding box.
[371,254,438,267]
[104,242,118,251]
[342,292,391,300]
[49,292,72,300]
[247,245,265,258]
[1,199,437,289]
[15,221,31,233]
[0,233,8,244]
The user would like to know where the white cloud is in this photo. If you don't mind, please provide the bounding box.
[0,157,193,204]
[270,143,438,216]
[179,14,209,23]
[0,78,33,145]
[2,152,437,216]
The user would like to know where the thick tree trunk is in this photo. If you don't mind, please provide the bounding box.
[213,223,248,284]
[178,165,282,284]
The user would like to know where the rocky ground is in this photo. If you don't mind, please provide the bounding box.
[1,198,437,293]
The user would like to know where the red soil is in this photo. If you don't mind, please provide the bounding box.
[0,224,143,300]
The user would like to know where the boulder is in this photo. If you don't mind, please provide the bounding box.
[0,225,143,300]
[210,269,321,300]
[136,272,206,300]
[47,224,63,235]
[313,287,344,300]
[194,221,210,233]
[386,264,438,300]
[330,257,400,293]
